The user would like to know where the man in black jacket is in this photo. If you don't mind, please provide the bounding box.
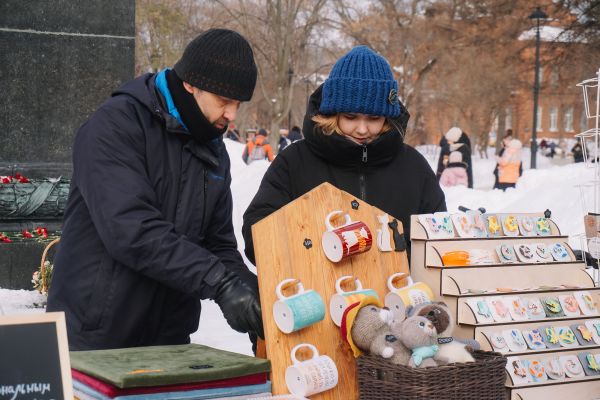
[47,29,263,350]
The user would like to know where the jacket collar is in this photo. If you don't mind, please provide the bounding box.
[302,85,410,168]
[111,73,221,168]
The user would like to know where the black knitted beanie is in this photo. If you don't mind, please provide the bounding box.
[174,28,257,101]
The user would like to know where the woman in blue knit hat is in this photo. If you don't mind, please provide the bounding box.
[242,46,446,262]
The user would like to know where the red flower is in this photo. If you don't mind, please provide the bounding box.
[1,176,12,183]
[18,176,29,183]
[1,237,11,243]
[22,230,33,238]
[35,227,48,238]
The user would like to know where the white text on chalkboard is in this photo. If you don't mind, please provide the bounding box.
[0,383,52,400]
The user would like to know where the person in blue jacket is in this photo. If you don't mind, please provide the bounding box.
[47,29,263,350]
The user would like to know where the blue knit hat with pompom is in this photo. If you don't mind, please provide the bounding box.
[320,46,401,118]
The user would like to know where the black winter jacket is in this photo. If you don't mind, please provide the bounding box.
[47,73,249,350]
[242,86,446,264]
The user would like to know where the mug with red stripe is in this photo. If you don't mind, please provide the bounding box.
[321,210,373,263]
[329,276,380,326]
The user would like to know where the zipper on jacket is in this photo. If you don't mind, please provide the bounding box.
[200,169,208,234]
[360,144,367,200]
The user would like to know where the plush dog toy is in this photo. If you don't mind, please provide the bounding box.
[408,302,475,364]
[341,296,397,359]
[397,315,440,368]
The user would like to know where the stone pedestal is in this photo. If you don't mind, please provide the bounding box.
[0,0,135,177]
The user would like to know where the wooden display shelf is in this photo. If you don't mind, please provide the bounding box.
[457,293,600,327]
[509,380,600,400]
[427,260,582,270]
[410,213,561,241]
[441,265,595,297]
[505,348,600,388]
[424,236,575,268]
[475,318,600,355]
[252,183,409,400]
[446,285,600,298]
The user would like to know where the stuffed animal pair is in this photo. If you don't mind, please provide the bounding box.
[343,297,475,369]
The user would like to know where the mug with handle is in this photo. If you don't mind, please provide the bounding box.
[329,275,380,326]
[273,278,326,334]
[321,210,372,263]
[285,343,339,397]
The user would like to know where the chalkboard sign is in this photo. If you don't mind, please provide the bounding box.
[0,312,73,400]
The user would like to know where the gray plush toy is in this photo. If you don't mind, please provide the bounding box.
[397,315,440,368]
[350,304,397,359]
[408,302,475,364]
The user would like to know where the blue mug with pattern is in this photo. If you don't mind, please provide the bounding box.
[273,279,326,334]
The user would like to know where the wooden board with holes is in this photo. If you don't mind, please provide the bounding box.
[251,182,409,399]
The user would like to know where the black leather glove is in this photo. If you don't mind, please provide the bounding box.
[212,270,264,339]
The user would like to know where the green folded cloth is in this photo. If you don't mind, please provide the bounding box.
[70,344,271,389]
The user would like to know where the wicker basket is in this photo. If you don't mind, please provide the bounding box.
[40,238,60,293]
[357,351,507,400]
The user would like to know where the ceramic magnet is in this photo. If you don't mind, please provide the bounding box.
[534,243,553,262]
[451,212,475,238]
[575,291,599,315]
[525,297,546,320]
[550,243,571,262]
[496,244,517,264]
[467,298,495,324]
[560,355,585,378]
[539,326,561,349]
[571,323,596,346]
[506,356,531,384]
[578,352,600,375]
[584,320,600,344]
[488,297,513,322]
[375,213,393,252]
[524,359,547,382]
[534,217,552,236]
[484,214,503,237]
[555,326,578,348]
[506,296,529,321]
[514,244,538,263]
[523,329,547,350]
[518,216,537,237]
[559,294,581,317]
[488,331,510,354]
[434,212,455,238]
[503,328,527,352]
[502,215,520,237]
[542,297,565,318]
[467,210,488,238]
[542,357,565,380]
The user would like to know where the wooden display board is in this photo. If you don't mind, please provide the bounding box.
[252,183,409,399]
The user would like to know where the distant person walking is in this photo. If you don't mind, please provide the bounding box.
[242,128,274,164]
[496,138,523,190]
[493,132,522,189]
[287,126,303,142]
[439,151,469,187]
[572,142,584,163]
[436,127,473,188]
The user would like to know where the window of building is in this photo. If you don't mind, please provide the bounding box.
[505,108,512,130]
[538,66,544,85]
[549,106,558,132]
[550,67,559,88]
[564,107,574,132]
[537,106,543,131]
[581,109,588,131]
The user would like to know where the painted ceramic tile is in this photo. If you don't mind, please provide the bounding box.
[539,325,561,349]
[575,291,599,316]
[434,212,455,238]
[467,210,488,238]
[502,214,520,237]
[584,320,600,344]
[533,243,553,262]
[488,331,510,354]
[503,328,528,352]
[496,244,518,264]
[559,294,581,317]
[523,359,547,382]
[484,214,503,237]
[559,355,585,378]
[578,352,600,376]
[466,298,495,324]
[518,216,537,237]
[506,356,531,384]
[555,326,578,348]
[525,297,546,320]
[507,296,529,321]
[550,243,571,262]
[451,213,475,238]
[542,297,565,318]
[514,244,539,263]
[488,297,513,322]
[523,329,547,350]
[534,217,552,236]
[571,323,597,346]
[542,357,565,380]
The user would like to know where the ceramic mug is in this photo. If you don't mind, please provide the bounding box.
[329,276,379,326]
[321,210,372,262]
[273,279,326,334]
[384,272,434,317]
[285,343,339,397]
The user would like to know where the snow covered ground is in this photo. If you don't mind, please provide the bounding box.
[1,139,597,356]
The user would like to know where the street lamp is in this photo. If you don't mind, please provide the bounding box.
[529,6,548,169]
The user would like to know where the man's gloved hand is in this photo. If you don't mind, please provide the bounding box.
[213,270,264,339]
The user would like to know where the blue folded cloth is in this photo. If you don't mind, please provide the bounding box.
[73,379,272,400]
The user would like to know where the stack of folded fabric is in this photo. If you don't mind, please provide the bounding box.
[70,344,271,400]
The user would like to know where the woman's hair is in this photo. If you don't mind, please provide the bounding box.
[311,114,393,136]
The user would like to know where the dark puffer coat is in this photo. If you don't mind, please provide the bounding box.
[47,73,250,350]
[242,86,446,264]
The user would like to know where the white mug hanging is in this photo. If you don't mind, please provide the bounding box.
[285,343,338,397]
